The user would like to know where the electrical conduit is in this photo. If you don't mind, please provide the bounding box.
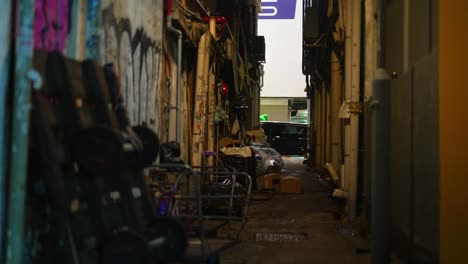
[348,0,362,221]
[343,0,353,208]
[167,17,183,143]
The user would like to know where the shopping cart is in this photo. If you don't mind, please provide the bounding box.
[145,162,252,262]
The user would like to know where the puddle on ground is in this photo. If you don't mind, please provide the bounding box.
[255,232,308,242]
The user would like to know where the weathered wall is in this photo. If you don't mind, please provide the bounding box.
[32,0,87,58]
[33,0,70,52]
[100,0,164,134]
[30,0,165,133]
[439,0,468,262]
[386,0,439,262]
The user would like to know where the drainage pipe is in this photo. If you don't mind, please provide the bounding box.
[191,32,210,167]
[206,17,216,166]
[348,0,362,221]
[167,18,183,143]
[314,87,321,167]
[371,69,391,264]
[343,0,352,208]
[325,163,340,184]
[330,50,342,176]
[340,164,345,189]
[371,0,391,262]
[209,17,216,37]
[202,33,211,155]
[333,188,348,199]
[321,83,327,166]
[6,0,35,263]
[0,0,12,257]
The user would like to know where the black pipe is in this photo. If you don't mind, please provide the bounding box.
[371,0,391,262]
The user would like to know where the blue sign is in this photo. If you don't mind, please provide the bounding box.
[259,0,297,20]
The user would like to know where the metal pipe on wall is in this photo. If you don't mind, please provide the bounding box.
[371,69,391,264]
[348,0,362,221]
[192,34,206,167]
[6,0,35,263]
[167,18,183,143]
[190,31,211,257]
[326,84,331,164]
[343,0,352,203]
[314,87,321,167]
[364,0,377,101]
[362,0,377,254]
[371,0,391,262]
[206,17,216,166]
[330,50,342,176]
[0,0,12,257]
[322,84,327,165]
[206,66,215,166]
[209,17,216,37]
[191,31,211,167]
[202,33,211,153]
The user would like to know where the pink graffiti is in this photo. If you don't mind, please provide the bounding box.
[34,0,70,52]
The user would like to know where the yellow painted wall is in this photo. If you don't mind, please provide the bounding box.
[439,0,468,262]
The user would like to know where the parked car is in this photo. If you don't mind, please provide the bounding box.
[250,145,284,176]
[260,121,310,156]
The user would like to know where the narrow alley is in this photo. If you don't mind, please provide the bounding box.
[0,0,467,264]
[219,156,370,264]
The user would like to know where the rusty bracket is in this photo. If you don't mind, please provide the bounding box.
[348,102,362,114]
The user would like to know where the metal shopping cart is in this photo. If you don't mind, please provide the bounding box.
[145,162,252,262]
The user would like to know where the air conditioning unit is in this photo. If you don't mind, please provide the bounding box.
[303,6,320,42]
[255,36,266,63]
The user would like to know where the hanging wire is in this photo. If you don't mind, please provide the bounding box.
[173,0,204,21]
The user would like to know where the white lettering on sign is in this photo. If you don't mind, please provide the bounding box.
[259,0,278,17]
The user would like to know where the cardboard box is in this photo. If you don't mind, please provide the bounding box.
[257,173,281,190]
[280,176,302,194]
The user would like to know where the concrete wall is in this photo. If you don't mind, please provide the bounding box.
[386,0,439,262]
[439,0,468,262]
[100,0,164,134]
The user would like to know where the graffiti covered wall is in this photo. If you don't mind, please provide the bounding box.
[34,0,71,52]
[100,0,164,134]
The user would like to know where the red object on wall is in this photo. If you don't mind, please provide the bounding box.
[222,83,229,98]
[202,16,227,25]
[202,16,227,38]
[167,0,172,16]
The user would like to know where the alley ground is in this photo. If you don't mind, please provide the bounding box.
[216,156,371,264]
